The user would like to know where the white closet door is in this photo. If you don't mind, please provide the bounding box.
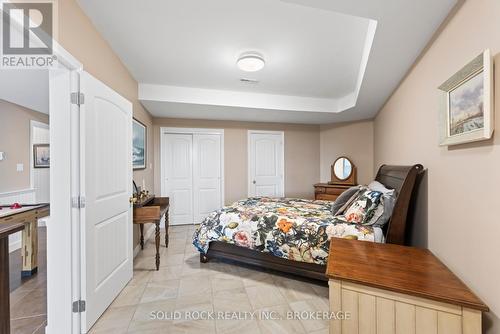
[248,131,284,197]
[164,133,194,225]
[193,134,222,223]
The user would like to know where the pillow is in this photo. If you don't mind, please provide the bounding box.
[343,189,383,224]
[364,191,396,227]
[331,185,362,216]
[368,180,396,196]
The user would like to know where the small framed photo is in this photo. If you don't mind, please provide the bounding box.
[33,144,50,168]
[438,49,494,146]
[132,118,147,170]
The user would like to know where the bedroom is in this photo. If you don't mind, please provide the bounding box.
[0,0,498,333]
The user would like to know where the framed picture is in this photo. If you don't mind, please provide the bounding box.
[33,144,50,168]
[133,118,147,169]
[438,49,494,146]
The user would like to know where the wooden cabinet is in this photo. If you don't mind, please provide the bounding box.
[314,183,352,201]
[326,238,488,334]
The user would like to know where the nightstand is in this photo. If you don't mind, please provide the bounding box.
[314,183,353,201]
[325,238,488,334]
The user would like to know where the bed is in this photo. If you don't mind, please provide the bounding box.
[193,164,424,281]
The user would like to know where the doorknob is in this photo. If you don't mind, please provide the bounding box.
[252,180,256,184]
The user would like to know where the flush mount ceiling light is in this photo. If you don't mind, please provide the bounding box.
[237,53,265,72]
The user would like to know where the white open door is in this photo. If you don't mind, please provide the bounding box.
[248,131,284,197]
[79,71,133,332]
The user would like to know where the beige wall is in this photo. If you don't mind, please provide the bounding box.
[0,100,49,193]
[152,118,320,204]
[58,0,154,190]
[320,121,374,185]
[374,0,500,331]
[57,0,154,247]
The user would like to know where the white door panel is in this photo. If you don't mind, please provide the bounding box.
[193,134,222,223]
[80,71,133,332]
[249,132,284,197]
[164,134,193,225]
[255,184,279,197]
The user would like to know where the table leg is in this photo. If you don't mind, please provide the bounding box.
[21,218,38,277]
[164,211,169,248]
[139,224,144,250]
[0,237,11,334]
[155,221,160,270]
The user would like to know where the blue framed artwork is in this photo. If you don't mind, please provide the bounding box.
[132,118,146,169]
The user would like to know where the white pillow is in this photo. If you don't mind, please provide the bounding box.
[368,180,395,195]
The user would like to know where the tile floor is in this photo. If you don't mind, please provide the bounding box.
[91,224,331,334]
[9,227,47,334]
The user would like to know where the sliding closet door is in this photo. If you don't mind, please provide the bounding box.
[193,134,222,223]
[164,134,193,225]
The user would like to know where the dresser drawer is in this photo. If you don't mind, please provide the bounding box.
[315,186,326,194]
[315,193,339,201]
[324,187,345,195]
[314,184,351,202]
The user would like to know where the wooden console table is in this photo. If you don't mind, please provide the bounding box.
[0,221,25,333]
[0,204,49,277]
[326,238,488,334]
[133,196,169,270]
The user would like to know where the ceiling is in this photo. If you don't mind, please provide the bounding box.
[77,0,457,124]
[0,70,49,114]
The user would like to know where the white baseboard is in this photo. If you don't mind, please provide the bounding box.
[133,224,156,258]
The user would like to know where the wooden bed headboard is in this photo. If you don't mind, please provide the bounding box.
[375,164,424,245]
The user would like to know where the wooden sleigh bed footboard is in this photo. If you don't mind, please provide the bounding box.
[200,164,424,281]
[202,241,328,281]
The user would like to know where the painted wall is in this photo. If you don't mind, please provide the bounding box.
[374,0,500,331]
[0,100,49,193]
[320,120,374,185]
[152,118,321,204]
[57,0,155,248]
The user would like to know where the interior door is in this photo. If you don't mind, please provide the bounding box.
[80,71,133,332]
[248,131,284,197]
[193,134,222,223]
[164,133,193,225]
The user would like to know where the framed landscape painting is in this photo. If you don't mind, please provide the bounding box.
[133,118,146,169]
[34,144,50,168]
[438,49,494,146]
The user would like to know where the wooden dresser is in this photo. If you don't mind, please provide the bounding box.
[314,183,352,201]
[326,238,488,334]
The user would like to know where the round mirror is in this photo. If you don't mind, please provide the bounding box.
[333,157,353,181]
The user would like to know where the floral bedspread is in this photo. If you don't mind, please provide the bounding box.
[193,197,383,265]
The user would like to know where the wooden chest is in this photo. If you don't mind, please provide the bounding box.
[326,238,488,334]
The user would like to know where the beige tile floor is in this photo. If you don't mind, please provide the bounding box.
[90,225,330,334]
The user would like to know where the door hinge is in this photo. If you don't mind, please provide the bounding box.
[71,92,85,106]
[71,196,86,209]
[72,300,86,313]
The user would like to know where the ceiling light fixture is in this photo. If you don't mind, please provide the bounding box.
[237,53,265,72]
